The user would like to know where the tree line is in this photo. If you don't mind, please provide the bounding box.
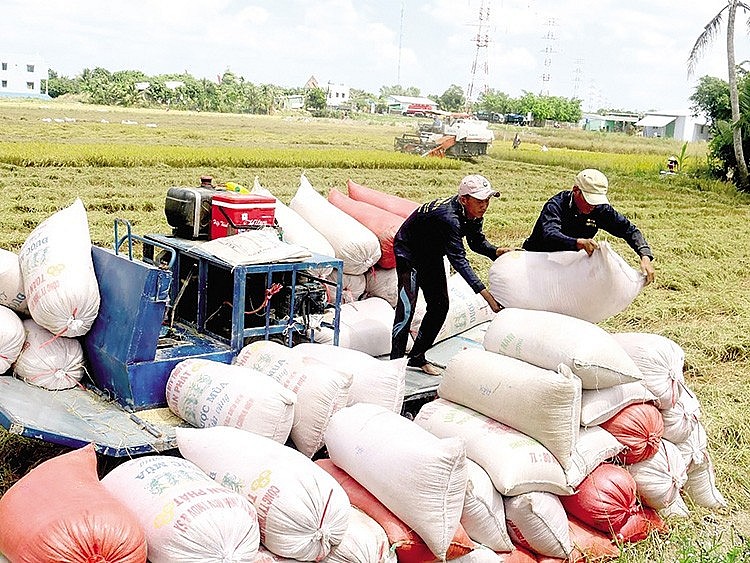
[47,68,583,123]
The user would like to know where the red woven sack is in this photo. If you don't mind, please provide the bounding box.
[347,179,420,219]
[496,544,539,562]
[316,458,474,562]
[533,516,620,562]
[0,444,147,563]
[616,505,668,543]
[559,463,638,535]
[328,188,404,269]
[600,403,664,464]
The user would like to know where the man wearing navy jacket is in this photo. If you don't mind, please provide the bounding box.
[390,175,509,375]
[523,168,655,285]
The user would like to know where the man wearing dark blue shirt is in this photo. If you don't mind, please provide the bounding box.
[390,175,509,375]
[523,168,655,285]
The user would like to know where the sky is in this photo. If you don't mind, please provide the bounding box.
[2,0,748,113]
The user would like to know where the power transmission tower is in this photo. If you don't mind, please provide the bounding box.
[540,17,558,96]
[572,58,584,100]
[466,0,491,108]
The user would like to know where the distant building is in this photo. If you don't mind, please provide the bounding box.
[300,75,350,109]
[0,53,50,98]
[325,81,350,108]
[581,112,640,133]
[279,94,305,110]
[635,111,709,142]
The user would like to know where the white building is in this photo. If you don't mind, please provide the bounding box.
[325,81,350,108]
[635,110,709,142]
[0,53,49,98]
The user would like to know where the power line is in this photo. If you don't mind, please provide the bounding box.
[573,58,584,100]
[540,17,558,96]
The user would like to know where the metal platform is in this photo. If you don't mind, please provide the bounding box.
[400,321,489,418]
[0,376,179,456]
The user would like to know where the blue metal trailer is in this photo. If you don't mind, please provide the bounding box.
[0,224,344,456]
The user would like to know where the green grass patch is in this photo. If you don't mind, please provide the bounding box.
[0,142,460,170]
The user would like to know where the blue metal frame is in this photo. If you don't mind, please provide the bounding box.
[142,234,343,352]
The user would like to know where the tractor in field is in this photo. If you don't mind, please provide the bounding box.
[394,114,495,159]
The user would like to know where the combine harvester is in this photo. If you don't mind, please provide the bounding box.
[394,113,495,158]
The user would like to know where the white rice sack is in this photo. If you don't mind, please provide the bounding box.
[611,332,685,409]
[364,266,398,308]
[166,358,296,443]
[324,403,468,561]
[336,273,367,303]
[252,178,335,278]
[0,249,28,314]
[483,308,643,389]
[580,381,658,427]
[199,230,312,266]
[415,399,571,496]
[675,417,727,509]
[661,385,701,443]
[289,174,381,275]
[101,455,260,563]
[487,242,643,324]
[626,439,687,510]
[311,297,394,356]
[234,340,352,457]
[13,318,84,390]
[0,306,25,374]
[660,494,690,518]
[176,426,350,561]
[462,459,513,552]
[503,492,573,559]
[684,455,727,509]
[19,198,100,337]
[438,348,581,470]
[565,426,626,488]
[451,545,504,562]
[675,419,710,468]
[253,546,298,562]
[292,343,406,413]
[235,339,293,376]
[411,273,496,344]
[322,507,396,563]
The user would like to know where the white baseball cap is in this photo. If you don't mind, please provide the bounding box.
[458,174,499,200]
[575,169,610,206]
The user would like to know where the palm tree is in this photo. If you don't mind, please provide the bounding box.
[688,0,750,189]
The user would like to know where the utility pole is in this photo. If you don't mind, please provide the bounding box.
[466,0,491,110]
[397,0,405,86]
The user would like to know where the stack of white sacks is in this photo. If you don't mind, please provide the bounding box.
[254,175,495,357]
[135,339,412,562]
[0,198,99,390]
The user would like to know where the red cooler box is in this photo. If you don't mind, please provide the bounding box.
[210,192,276,240]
